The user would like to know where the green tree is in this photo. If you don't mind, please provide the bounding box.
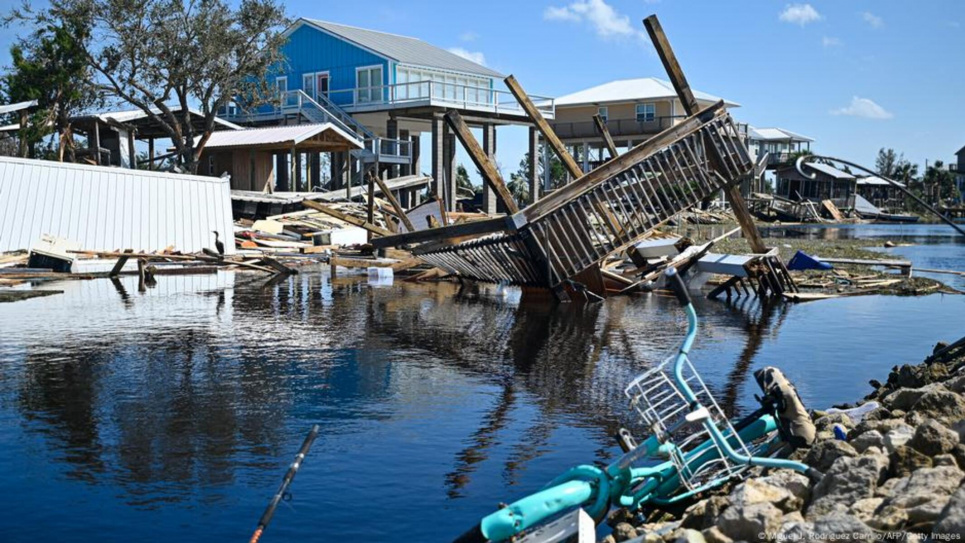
[514,144,567,191]
[2,17,100,160]
[921,160,957,204]
[875,148,902,178]
[454,163,479,199]
[11,0,289,173]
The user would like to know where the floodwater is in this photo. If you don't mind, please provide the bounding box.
[0,224,963,542]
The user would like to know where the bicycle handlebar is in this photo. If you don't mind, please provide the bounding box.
[664,267,691,308]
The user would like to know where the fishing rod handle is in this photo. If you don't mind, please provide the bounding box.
[665,267,691,307]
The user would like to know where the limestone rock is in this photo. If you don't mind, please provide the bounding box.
[758,470,811,507]
[680,496,729,530]
[883,385,942,411]
[699,526,732,543]
[953,444,965,471]
[814,413,854,432]
[849,429,885,454]
[883,424,915,453]
[811,512,875,538]
[803,440,857,473]
[728,478,801,514]
[876,466,965,529]
[807,455,884,518]
[912,389,965,424]
[613,522,638,542]
[935,454,958,467]
[848,497,884,523]
[671,529,706,543]
[889,445,934,478]
[909,418,960,456]
[933,486,965,536]
[717,502,783,542]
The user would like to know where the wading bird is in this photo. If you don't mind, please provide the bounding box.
[212,231,225,256]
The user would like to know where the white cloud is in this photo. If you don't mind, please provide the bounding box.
[822,36,841,47]
[447,47,487,66]
[862,12,884,28]
[831,96,893,119]
[459,31,479,42]
[543,0,642,40]
[779,4,822,26]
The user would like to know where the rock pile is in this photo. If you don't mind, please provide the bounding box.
[606,343,965,542]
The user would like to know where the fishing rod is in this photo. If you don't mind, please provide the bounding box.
[795,155,965,238]
[249,424,321,543]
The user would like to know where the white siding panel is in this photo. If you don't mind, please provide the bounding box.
[0,157,234,254]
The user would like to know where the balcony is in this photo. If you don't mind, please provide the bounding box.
[324,81,555,119]
[550,116,683,141]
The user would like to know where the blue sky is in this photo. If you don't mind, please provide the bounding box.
[1,1,962,180]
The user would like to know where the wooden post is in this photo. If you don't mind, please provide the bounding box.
[18,111,28,158]
[310,153,321,190]
[528,127,540,203]
[593,114,618,159]
[367,165,376,242]
[93,121,101,165]
[148,138,155,170]
[110,249,134,277]
[643,14,768,254]
[505,75,583,180]
[371,171,416,232]
[443,110,519,214]
[127,130,137,169]
[431,114,445,204]
[481,123,498,214]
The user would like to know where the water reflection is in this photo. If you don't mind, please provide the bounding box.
[1,267,963,541]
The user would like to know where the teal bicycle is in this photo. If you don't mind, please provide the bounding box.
[455,267,822,542]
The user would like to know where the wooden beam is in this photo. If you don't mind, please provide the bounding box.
[367,167,376,242]
[301,200,393,237]
[504,75,583,179]
[443,110,519,214]
[643,14,767,253]
[109,249,134,277]
[593,114,618,160]
[370,172,416,232]
[369,216,511,249]
[522,100,726,222]
[644,16,699,115]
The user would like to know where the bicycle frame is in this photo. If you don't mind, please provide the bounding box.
[462,268,819,543]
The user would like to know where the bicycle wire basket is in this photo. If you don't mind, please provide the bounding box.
[624,347,754,494]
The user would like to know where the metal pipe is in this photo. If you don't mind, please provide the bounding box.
[795,155,965,237]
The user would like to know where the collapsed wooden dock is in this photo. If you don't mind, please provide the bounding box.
[372,15,794,301]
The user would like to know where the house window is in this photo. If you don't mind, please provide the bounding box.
[276,76,291,107]
[302,73,315,99]
[598,106,608,122]
[636,103,655,123]
[356,66,383,104]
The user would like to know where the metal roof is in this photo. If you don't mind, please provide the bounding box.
[0,157,235,254]
[857,175,904,187]
[76,106,242,132]
[299,19,504,79]
[802,162,855,180]
[748,127,814,143]
[201,123,363,150]
[0,100,38,115]
[554,78,739,108]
